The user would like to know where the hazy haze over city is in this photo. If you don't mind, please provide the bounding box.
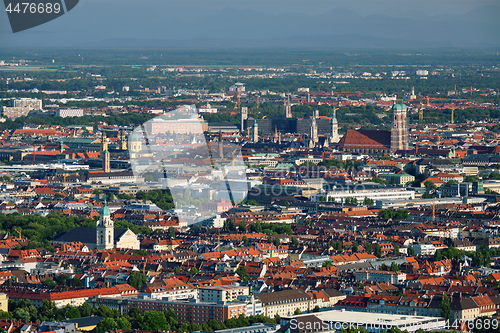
[1,0,499,48]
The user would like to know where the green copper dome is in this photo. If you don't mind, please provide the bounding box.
[100,201,111,216]
[393,103,407,111]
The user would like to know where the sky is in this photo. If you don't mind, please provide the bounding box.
[0,0,499,48]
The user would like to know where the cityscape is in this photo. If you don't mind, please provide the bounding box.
[0,1,500,333]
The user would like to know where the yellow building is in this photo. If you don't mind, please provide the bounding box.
[0,293,8,312]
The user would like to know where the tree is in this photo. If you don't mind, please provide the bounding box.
[65,305,81,319]
[274,237,281,246]
[393,245,400,255]
[363,197,374,206]
[139,311,170,331]
[374,244,382,258]
[345,197,358,205]
[370,177,388,185]
[13,308,30,322]
[224,219,236,232]
[434,249,443,261]
[168,227,175,238]
[313,305,320,313]
[236,266,250,282]
[408,247,415,256]
[291,237,299,246]
[71,277,84,287]
[80,302,92,317]
[352,242,358,253]
[390,262,399,272]
[172,266,181,274]
[242,236,248,244]
[239,223,247,233]
[424,180,437,191]
[42,279,56,286]
[294,308,302,315]
[441,294,451,322]
[96,318,118,333]
[107,192,115,201]
[365,242,372,254]
[129,271,147,289]
[133,250,149,256]
[189,267,199,275]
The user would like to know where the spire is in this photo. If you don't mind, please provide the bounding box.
[253,119,259,143]
[332,107,337,122]
[100,196,111,216]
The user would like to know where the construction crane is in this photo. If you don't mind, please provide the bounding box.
[63,173,70,186]
[217,231,221,254]
[432,199,436,222]
[142,257,149,275]
[14,228,21,239]
[235,90,241,110]
[302,60,309,66]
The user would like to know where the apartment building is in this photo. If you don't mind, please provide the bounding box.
[127,298,247,325]
[355,270,407,285]
[199,285,249,303]
[256,289,312,317]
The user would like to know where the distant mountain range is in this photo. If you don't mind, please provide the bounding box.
[2,4,498,48]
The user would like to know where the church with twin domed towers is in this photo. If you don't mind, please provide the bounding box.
[337,103,408,154]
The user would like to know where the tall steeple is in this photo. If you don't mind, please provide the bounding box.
[285,94,292,118]
[101,132,108,156]
[218,130,224,158]
[101,131,110,172]
[96,198,114,250]
[253,120,259,143]
[330,107,339,143]
[120,131,127,151]
[309,114,318,148]
[240,107,248,133]
[103,148,110,173]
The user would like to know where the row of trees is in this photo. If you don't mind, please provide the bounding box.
[434,245,492,267]
[377,209,410,220]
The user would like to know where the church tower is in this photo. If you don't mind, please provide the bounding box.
[129,132,142,159]
[330,107,339,144]
[390,103,408,153]
[100,132,108,158]
[218,130,224,158]
[285,94,292,118]
[96,199,114,250]
[309,113,318,148]
[253,120,259,143]
[103,148,110,173]
[241,107,248,133]
[120,131,128,151]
